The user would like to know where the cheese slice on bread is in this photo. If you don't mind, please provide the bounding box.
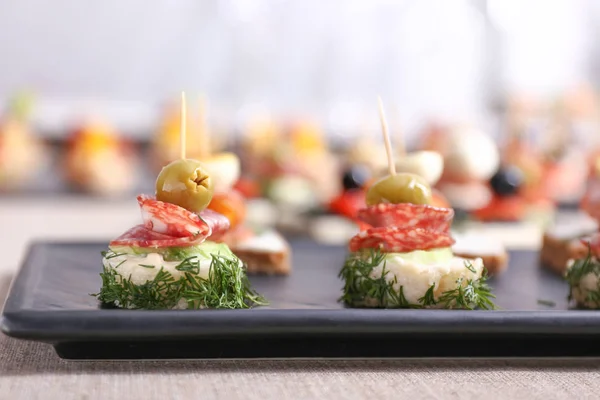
[451,233,509,276]
[540,213,598,274]
[225,229,291,275]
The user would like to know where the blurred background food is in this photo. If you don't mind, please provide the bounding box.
[3,0,600,268]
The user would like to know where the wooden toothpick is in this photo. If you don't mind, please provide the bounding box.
[378,96,396,176]
[180,91,187,160]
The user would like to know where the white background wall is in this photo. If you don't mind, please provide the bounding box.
[0,0,597,139]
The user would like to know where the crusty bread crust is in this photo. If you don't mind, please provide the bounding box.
[231,246,291,275]
[221,226,292,275]
[540,233,588,275]
[452,251,508,276]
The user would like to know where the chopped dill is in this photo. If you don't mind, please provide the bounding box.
[101,250,127,260]
[388,283,420,308]
[339,249,497,310]
[174,257,201,274]
[418,284,437,307]
[465,261,477,274]
[138,264,155,269]
[436,270,496,310]
[565,248,600,308]
[93,252,267,310]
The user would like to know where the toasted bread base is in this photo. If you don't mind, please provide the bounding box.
[452,250,508,276]
[231,245,291,275]
[225,228,292,275]
[540,233,588,275]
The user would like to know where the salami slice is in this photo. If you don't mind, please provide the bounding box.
[138,195,210,237]
[109,225,206,248]
[349,226,455,253]
[110,195,231,248]
[199,209,230,240]
[357,203,453,232]
[137,195,230,239]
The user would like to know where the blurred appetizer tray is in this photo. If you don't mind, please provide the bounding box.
[3,238,600,360]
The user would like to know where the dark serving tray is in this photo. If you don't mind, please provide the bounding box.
[2,239,600,360]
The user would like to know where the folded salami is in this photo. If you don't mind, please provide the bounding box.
[357,203,453,232]
[349,226,455,253]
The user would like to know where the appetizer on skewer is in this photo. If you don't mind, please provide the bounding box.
[556,87,600,307]
[0,93,46,190]
[541,158,600,275]
[64,119,137,196]
[95,93,265,310]
[540,214,598,275]
[565,234,600,309]
[339,98,496,309]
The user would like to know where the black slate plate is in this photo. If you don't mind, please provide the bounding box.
[2,239,600,359]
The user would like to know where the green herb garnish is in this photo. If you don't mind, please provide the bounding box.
[436,270,496,310]
[101,250,127,260]
[93,252,267,310]
[465,261,477,274]
[418,284,437,307]
[565,248,600,308]
[174,256,201,274]
[338,249,497,310]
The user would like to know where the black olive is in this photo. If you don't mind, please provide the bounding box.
[490,165,523,196]
[342,165,371,190]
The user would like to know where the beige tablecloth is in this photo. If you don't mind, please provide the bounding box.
[1,199,600,399]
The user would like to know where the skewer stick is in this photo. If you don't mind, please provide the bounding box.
[378,96,396,176]
[180,91,187,160]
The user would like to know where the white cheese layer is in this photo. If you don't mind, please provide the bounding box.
[235,230,288,252]
[452,233,505,256]
[365,253,484,308]
[567,258,600,309]
[546,213,599,240]
[102,252,211,286]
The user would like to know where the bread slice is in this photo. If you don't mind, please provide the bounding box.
[540,233,589,275]
[230,230,291,275]
[451,234,509,276]
[540,214,598,275]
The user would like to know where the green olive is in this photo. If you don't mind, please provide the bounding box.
[366,172,432,206]
[155,159,214,212]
